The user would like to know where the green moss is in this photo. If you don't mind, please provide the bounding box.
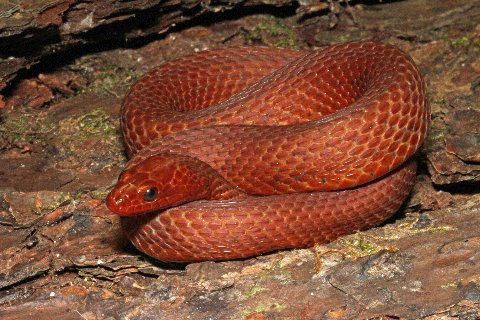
[244,285,268,298]
[445,35,480,52]
[241,301,286,317]
[35,191,75,214]
[245,16,298,49]
[335,34,359,43]
[255,302,286,313]
[0,118,32,147]
[55,108,117,156]
[391,219,455,235]
[433,97,446,106]
[450,36,471,47]
[337,235,398,259]
[440,281,460,289]
[85,63,135,97]
[258,258,291,279]
[90,189,111,200]
[426,129,446,144]
[333,218,454,259]
[78,109,116,137]
[0,113,53,149]
[58,109,116,141]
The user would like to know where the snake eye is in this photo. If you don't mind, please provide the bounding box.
[143,187,158,202]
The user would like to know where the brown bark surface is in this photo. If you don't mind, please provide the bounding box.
[1,0,480,319]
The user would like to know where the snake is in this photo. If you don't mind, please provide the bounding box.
[106,41,429,262]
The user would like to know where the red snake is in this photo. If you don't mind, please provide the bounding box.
[106,41,429,262]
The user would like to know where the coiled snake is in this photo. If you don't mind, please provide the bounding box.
[106,41,429,262]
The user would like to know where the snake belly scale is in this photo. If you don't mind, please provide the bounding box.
[106,41,429,262]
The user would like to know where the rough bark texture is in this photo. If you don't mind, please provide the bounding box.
[1,0,480,319]
[0,0,295,91]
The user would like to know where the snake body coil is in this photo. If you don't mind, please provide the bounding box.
[107,41,429,262]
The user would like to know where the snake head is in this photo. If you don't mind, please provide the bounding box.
[106,154,209,216]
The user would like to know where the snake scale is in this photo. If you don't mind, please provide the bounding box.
[106,41,429,262]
